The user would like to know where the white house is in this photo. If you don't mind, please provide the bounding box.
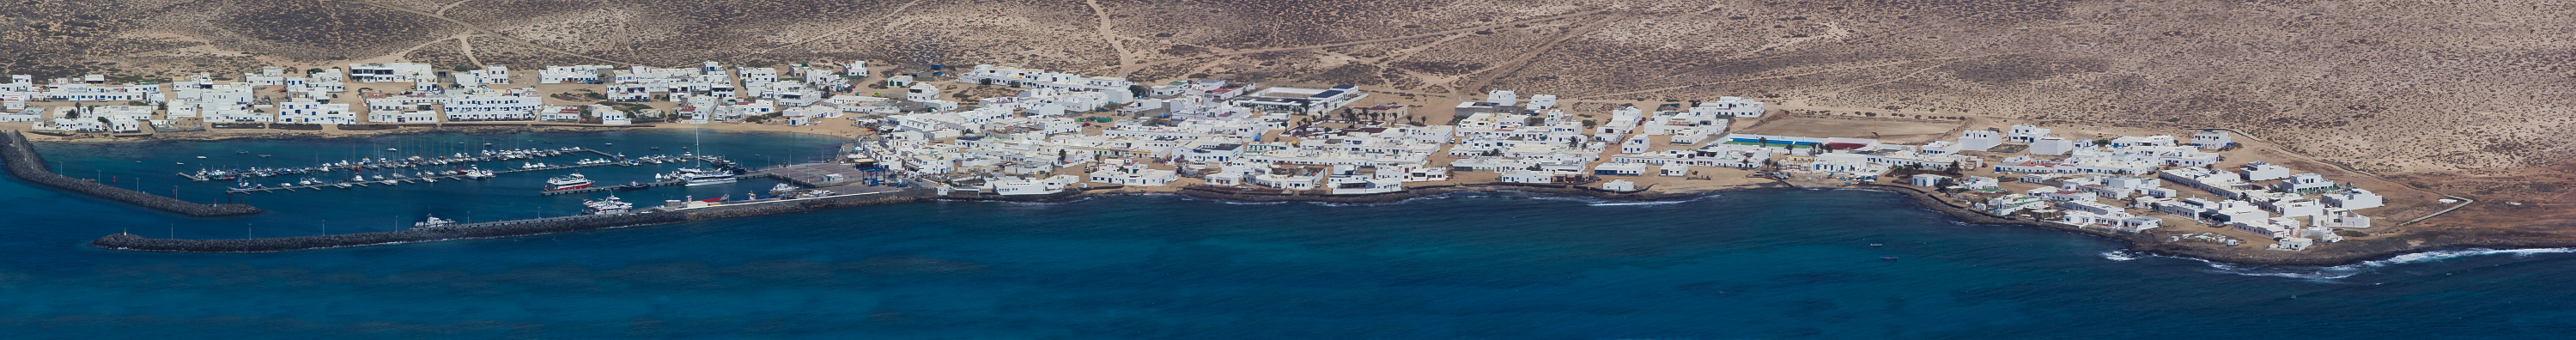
[1690,97,1765,118]
[276,100,356,124]
[2320,189,2384,209]
[2192,130,2233,149]
[905,83,939,101]
[2275,173,2334,191]
[2006,124,2051,143]
[1089,164,1177,186]
[348,63,434,83]
[442,95,542,121]
[2240,161,2293,181]
[2030,137,2075,155]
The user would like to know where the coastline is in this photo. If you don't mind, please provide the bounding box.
[29,128,2561,266]
[73,174,2572,266]
[22,122,853,143]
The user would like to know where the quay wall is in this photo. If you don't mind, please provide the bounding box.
[1170,182,1721,203]
[0,131,263,217]
[90,189,931,252]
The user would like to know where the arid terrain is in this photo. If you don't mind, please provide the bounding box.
[6,0,2572,235]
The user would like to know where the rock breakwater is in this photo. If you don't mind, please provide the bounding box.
[92,189,929,252]
[1,131,261,217]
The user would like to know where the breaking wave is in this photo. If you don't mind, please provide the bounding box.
[2126,247,2576,281]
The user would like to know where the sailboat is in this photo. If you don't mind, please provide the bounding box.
[679,126,736,186]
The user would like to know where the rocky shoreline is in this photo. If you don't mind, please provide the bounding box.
[1,131,262,217]
[1841,184,2576,266]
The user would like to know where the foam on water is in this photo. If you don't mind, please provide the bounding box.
[2123,247,2576,281]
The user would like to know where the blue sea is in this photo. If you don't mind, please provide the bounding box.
[2,131,2571,338]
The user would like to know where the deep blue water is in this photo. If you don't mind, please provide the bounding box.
[3,131,2573,338]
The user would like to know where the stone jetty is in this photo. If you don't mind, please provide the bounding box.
[1,131,261,216]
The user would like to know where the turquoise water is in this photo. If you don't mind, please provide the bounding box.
[3,132,2573,338]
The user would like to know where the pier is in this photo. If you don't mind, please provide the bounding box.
[0,131,264,216]
[90,186,925,253]
[539,179,686,195]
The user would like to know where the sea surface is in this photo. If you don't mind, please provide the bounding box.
[2,131,2571,338]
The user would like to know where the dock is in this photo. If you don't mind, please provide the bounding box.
[757,162,884,187]
[224,155,728,194]
[540,179,686,195]
[186,147,627,183]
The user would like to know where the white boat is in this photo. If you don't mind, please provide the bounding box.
[414,216,456,228]
[677,126,735,186]
[546,173,594,191]
[583,196,635,215]
[677,167,736,186]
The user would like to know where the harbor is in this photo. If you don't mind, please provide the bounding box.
[217,152,734,194]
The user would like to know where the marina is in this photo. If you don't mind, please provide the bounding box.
[183,147,614,182]
[217,151,737,194]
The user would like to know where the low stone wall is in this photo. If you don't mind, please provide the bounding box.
[1845,184,2062,228]
[89,190,930,252]
[1171,183,1716,203]
[335,124,407,131]
[439,123,655,129]
[0,131,262,216]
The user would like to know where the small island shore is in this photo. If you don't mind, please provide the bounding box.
[76,172,2566,266]
[27,129,2553,267]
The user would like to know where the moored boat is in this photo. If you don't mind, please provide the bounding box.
[546,173,594,191]
[583,196,635,215]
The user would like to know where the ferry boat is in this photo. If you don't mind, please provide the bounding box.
[677,167,736,186]
[414,216,456,228]
[546,173,595,191]
[583,196,635,215]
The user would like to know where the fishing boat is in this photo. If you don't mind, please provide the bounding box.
[1880,257,1899,261]
[582,196,635,215]
[545,173,595,191]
